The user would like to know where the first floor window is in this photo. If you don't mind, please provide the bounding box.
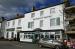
[50,17,60,26]
[28,22,31,28]
[28,22,34,28]
[40,20,43,27]
[56,17,60,25]
[50,18,56,26]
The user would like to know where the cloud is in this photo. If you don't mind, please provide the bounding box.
[0,0,63,20]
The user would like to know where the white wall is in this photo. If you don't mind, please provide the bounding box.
[6,18,23,29]
[22,4,64,31]
[3,4,64,39]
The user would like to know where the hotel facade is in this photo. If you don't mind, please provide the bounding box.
[2,4,65,42]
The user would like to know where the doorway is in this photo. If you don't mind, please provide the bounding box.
[17,33,20,41]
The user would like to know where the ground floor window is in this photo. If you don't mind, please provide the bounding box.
[40,35,44,38]
[11,32,14,38]
[55,31,61,40]
[21,33,34,39]
[50,34,54,40]
[55,35,60,40]
[19,31,63,42]
[40,31,62,40]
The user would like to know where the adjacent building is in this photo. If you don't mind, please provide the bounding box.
[64,1,75,41]
[3,14,24,40]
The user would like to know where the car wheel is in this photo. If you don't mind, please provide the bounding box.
[55,46,60,49]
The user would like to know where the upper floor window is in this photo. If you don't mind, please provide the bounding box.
[12,20,15,26]
[31,13,35,18]
[50,18,56,26]
[18,19,21,26]
[8,22,10,26]
[50,8,55,14]
[40,20,43,27]
[28,22,31,28]
[28,21,34,28]
[50,17,60,26]
[56,17,60,25]
[40,11,44,16]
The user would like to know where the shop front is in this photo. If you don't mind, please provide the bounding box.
[19,29,64,43]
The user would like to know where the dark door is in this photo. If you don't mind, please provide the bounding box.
[7,32,9,39]
[11,32,14,38]
[17,33,20,41]
[35,34,40,43]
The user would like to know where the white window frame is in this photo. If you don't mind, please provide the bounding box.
[31,13,35,18]
[18,19,21,26]
[50,8,55,14]
[40,20,43,27]
[8,22,10,26]
[40,10,44,16]
[28,21,34,28]
[12,20,15,26]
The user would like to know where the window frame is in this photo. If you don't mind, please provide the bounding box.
[12,20,15,26]
[50,8,55,14]
[50,18,56,26]
[50,17,60,26]
[56,17,60,25]
[18,19,21,26]
[40,10,44,16]
[28,21,34,28]
[31,13,35,18]
[40,20,43,27]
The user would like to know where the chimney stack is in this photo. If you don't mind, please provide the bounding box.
[32,6,36,12]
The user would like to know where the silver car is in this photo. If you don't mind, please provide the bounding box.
[38,38,68,49]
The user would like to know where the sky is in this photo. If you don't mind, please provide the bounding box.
[0,0,75,20]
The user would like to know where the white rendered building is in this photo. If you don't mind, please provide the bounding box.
[3,15,24,40]
[3,4,65,42]
[20,4,65,42]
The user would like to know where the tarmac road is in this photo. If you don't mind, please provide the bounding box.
[0,41,49,49]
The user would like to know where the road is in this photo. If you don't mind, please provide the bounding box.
[0,41,49,49]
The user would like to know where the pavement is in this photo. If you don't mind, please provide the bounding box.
[0,41,49,49]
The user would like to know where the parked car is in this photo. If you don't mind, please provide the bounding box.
[65,39,75,49]
[38,38,68,49]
